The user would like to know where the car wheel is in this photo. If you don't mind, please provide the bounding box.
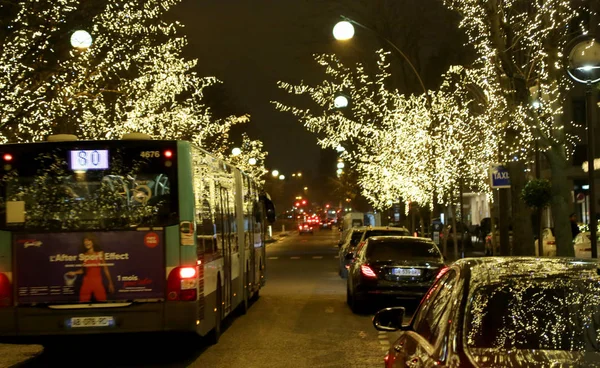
[350,291,366,314]
[346,285,351,306]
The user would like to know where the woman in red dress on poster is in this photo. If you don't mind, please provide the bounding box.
[67,234,115,302]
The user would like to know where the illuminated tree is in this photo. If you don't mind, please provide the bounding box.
[0,0,246,148]
[274,51,499,214]
[226,133,269,184]
[441,0,592,255]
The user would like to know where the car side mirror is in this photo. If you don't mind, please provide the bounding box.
[373,307,409,332]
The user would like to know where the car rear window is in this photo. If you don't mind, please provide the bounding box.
[366,241,441,260]
[466,278,600,352]
[350,231,364,246]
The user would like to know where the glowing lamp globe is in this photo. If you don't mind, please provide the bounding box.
[231,147,241,156]
[334,95,349,109]
[333,21,355,41]
[567,36,600,84]
[272,170,279,177]
[248,158,257,165]
[70,30,93,49]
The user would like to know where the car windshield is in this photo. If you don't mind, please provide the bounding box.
[466,278,600,352]
[366,241,441,260]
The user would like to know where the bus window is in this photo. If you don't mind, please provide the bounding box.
[0,145,178,231]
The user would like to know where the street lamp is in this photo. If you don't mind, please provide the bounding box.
[333,95,349,109]
[566,34,600,259]
[332,21,354,40]
[232,147,241,156]
[333,16,427,96]
[248,157,257,165]
[70,30,93,49]
[279,174,285,180]
[272,170,279,178]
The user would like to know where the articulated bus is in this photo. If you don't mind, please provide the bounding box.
[0,133,274,342]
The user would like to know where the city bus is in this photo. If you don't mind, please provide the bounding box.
[0,133,274,342]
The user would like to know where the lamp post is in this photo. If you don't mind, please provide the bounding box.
[333,15,439,238]
[566,35,600,259]
[333,16,427,96]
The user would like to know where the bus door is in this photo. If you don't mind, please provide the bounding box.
[219,187,232,314]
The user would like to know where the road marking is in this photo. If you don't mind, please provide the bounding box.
[268,256,278,260]
[312,256,323,259]
[290,256,301,259]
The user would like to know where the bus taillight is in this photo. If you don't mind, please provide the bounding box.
[167,267,197,302]
[179,267,196,279]
[0,273,12,307]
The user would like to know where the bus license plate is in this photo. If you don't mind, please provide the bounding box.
[392,268,421,277]
[69,316,114,328]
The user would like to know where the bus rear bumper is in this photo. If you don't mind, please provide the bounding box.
[0,302,198,337]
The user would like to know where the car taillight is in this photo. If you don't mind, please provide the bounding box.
[0,273,11,307]
[360,265,377,278]
[167,266,197,301]
[384,352,396,368]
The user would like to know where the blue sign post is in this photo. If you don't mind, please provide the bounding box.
[490,164,511,188]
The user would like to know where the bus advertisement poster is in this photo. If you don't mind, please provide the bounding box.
[14,231,166,304]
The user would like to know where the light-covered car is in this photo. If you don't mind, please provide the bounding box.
[373,257,600,367]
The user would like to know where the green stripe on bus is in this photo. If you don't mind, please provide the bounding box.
[165,225,179,267]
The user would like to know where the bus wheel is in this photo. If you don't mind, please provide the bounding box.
[209,283,222,345]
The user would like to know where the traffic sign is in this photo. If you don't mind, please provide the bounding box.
[490,164,510,188]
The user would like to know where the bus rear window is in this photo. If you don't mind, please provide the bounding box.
[0,142,178,231]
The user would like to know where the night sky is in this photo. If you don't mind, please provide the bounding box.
[169,0,466,177]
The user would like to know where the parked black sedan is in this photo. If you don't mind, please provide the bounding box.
[346,236,445,313]
[373,257,600,367]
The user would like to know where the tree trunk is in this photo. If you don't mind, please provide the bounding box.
[451,204,459,260]
[507,160,534,255]
[546,145,574,256]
